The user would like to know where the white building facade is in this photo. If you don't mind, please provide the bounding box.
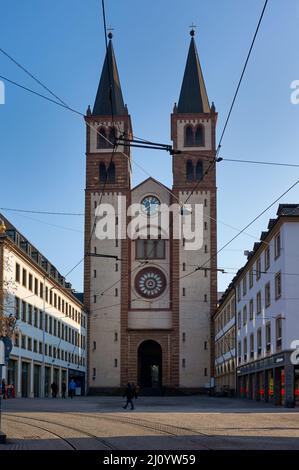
[0,216,87,398]
[236,204,299,406]
[214,286,236,394]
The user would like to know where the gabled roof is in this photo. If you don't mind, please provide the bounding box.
[177,35,210,114]
[92,38,126,116]
[132,177,172,193]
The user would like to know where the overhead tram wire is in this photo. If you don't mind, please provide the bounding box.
[183,0,269,205]
[0,73,182,208]
[0,34,183,205]
[0,47,68,106]
[217,0,269,153]
[0,207,84,216]
[1,0,271,282]
[64,0,117,279]
[220,158,299,168]
[0,69,243,279]
[94,139,222,298]
[0,46,175,156]
[179,178,299,283]
[0,2,181,278]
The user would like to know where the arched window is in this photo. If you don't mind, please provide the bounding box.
[99,162,107,184]
[194,125,204,146]
[107,162,116,183]
[97,127,107,149]
[186,160,194,182]
[195,160,203,181]
[108,127,116,148]
[185,126,193,146]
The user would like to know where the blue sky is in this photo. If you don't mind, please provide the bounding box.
[0,0,298,293]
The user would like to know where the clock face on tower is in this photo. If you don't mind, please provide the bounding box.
[141,195,160,216]
[135,267,166,299]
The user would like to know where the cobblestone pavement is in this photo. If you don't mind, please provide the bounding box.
[0,396,299,450]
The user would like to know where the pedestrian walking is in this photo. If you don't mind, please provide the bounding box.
[69,379,76,399]
[51,382,58,398]
[1,379,6,399]
[123,383,135,410]
[61,381,66,399]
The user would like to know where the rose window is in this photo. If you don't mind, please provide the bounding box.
[135,267,166,299]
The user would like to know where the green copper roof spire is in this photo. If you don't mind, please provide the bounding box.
[177,30,210,114]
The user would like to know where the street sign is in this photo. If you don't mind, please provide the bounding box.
[0,337,13,365]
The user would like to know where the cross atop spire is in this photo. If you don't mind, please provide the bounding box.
[107,25,114,39]
[189,23,196,36]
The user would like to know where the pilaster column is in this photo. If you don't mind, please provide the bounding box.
[284,363,294,406]
[58,367,62,397]
[17,356,22,398]
[29,359,34,398]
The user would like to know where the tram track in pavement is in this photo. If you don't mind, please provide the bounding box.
[5,411,215,449]
[69,412,215,450]
[4,414,117,450]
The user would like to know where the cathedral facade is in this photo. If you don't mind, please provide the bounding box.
[84,31,217,393]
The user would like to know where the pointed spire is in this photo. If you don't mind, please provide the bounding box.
[177,31,210,114]
[92,34,126,116]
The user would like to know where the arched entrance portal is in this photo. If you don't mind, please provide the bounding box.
[138,340,162,388]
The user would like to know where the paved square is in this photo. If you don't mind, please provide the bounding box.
[0,396,299,450]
